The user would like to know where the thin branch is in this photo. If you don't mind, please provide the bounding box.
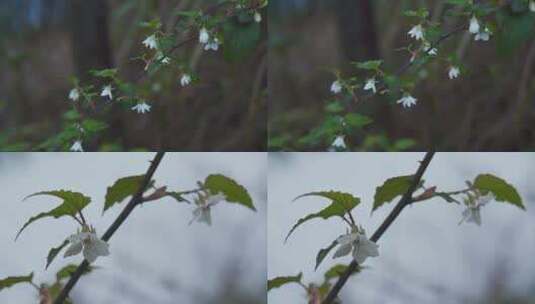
[53,152,166,304]
[322,152,435,304]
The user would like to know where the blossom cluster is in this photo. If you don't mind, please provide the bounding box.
[58,0,267,152]
[324,2,535,151]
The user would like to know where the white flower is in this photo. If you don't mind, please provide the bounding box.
[408,24,424,41]
[363,78,377,94]
[70,140,83,152]
[330,80,342,94]
[64,231,110,263]
[333,229,379,264]
[423,42,437,56]
[190,193,226,226]
[448,66,460,79]
[68,88,80,102]
[254,12,262,23]
[199,28,210,44]
[469,15,480,34]
[180,74,192,87]
[460,193,494,226]
[397,94,417,108]
[156,52,171,64]
[474,28,492,41]
[100,85,113,100]
[530,1,535,12]
[131,102,151,114]
[203,38,220,51]
[331,135,346,150]
[143,34,158,49]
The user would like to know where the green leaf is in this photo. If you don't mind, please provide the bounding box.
[353,60,383,70]
[324,264,349,280]
[473,174,524,210]
[373,175,417,212]
[315,240,337,270]
[324,264,361,281]
[0,273,33,292]
[267,273,302,291]
[204,174,255,211]
[17,191,91,240]
[46,240,69,270]
[165,191,188,203]
[104,175,153,213]
[56,264,94,282]
[89,68,118,78]
[344,113,373,130]
[286,191,360,242]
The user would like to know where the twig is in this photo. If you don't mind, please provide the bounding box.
[53,152,165,304]
[321,152,435,304]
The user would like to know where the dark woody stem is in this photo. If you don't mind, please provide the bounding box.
[53,152,165,304]
[322,152,435,304]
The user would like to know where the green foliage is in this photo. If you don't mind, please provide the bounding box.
[0,273,33,292]
[324,264,353,281]
[90,68,118,79]
[267,273,302,291]
[55,264,94,282]
[165,191,189,203]
[204,174,255,210]
[473,174,524,209]
[46,240,69,270]
[17,191,91,240]
[373,175,417,212]
[222,21,262,62]
[286,191,360,241]
[315,240,338,270]
[495,11,535,56]
[104,175,153,213]
[352,60,383,71]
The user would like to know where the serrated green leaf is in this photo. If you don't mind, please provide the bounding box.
[267,273,302,291]
[286,191,360,242]
[46,240,69,270]
[315,240,337,270]
[17,191,91,240]
[473,174,524,210]
[204,174,255,211]
[104,175,153,213]
[0,273,33,291]
[373,175,417,212]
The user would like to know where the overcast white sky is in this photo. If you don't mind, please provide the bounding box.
[0,153,267,304]
[268,153,535,304]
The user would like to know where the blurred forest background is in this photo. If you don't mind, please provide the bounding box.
[269,0,535,151]
[0,0,267,151]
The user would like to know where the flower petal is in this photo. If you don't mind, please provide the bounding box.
[333,243,352,259]
[198,208,212,225]
[64,241,83,257]
[336,233,358,245]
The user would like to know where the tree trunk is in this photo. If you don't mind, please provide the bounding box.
[334,0,379,62]
[69,0,113,81]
